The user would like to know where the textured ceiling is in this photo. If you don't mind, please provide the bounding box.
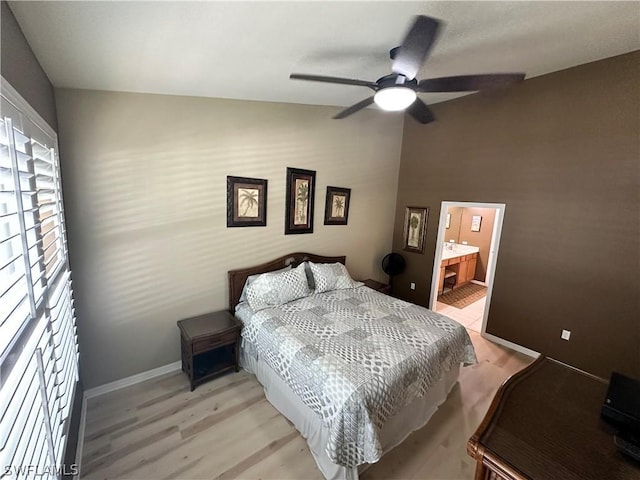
[8,1,640,109]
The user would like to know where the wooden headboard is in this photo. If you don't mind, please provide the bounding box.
[227,252,346,312]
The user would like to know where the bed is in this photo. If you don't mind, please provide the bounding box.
[228,252,477,480]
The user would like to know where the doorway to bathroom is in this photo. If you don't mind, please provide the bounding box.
[429,202,506,334]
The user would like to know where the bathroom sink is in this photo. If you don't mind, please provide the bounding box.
[441,243,480,260]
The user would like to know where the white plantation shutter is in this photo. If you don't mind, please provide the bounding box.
[1,79,78,479]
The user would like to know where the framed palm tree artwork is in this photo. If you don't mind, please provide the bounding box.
[285,167,315,234]
[226,176,267,227]
[403,206,428,253]
[324,186,351,225]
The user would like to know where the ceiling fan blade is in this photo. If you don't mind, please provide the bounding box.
[406,98,435,124]
[417,73,525,92]
[290,74,377,89]
[392,16,442,80]
[333,97,375,119]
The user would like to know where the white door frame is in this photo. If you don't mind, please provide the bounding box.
[428,201,506,335]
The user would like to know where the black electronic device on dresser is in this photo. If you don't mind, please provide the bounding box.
[601,371,640,462]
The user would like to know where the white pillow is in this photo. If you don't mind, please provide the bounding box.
[308,262,363,293]
[239,265,291,304]
[246,263,311,312]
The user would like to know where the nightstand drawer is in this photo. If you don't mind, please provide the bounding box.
[192,330,238,354]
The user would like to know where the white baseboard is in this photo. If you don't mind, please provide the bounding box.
[481,332,540,359]
[77,361,182,478]
[84,361,182,399]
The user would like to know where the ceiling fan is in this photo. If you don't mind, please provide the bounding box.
[290,15,525,124]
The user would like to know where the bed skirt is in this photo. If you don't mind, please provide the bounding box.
[240,338,460,480]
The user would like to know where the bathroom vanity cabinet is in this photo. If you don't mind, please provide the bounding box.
[438,251,478,294]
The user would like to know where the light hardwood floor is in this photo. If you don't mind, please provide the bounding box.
[80,330,533,480]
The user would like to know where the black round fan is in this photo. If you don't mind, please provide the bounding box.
[381,253,406,288]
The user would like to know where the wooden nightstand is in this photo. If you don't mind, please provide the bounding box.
[177,310,241,391]
[363,278,392,295]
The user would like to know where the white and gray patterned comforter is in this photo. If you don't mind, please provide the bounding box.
[239,286,477,467]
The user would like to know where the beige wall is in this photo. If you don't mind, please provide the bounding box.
[55,89,403,388]
[392,52,639,379]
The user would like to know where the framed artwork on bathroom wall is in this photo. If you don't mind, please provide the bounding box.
[471,215,482,232]
[403,206,428,254]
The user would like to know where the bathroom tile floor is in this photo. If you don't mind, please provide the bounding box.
[437,295,486,333]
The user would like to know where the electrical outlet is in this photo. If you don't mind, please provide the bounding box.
[462,241,468,245]
[410,282,416,290]
[561,329,571,341]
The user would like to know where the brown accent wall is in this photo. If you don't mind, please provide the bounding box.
[1,1,57,130]
[392,51,640,379]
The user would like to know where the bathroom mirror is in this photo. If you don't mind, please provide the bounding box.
[445,206,464,243]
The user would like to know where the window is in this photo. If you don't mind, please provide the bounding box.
[1,79,78,478]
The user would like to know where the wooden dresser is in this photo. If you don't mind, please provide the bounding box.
[468,356,640,480]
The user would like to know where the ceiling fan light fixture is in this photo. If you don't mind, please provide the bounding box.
[374,87,417,111]
[290,16,524,124]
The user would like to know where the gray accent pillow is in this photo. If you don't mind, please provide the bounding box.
[308,262,363,293]
[246,263,311,312]
[304,262,316,290]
